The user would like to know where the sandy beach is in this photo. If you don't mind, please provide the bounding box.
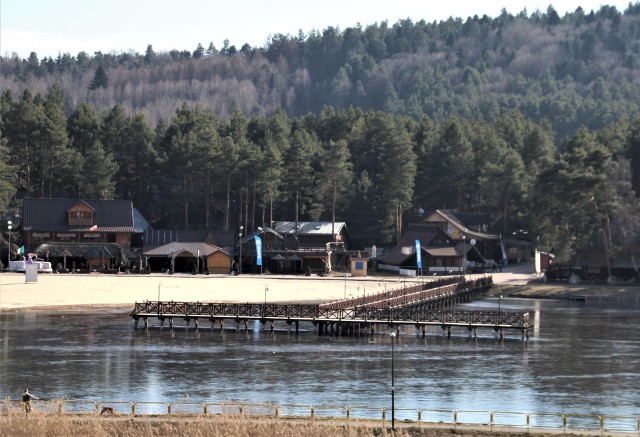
[0,271,416,311]
[1,262,639,311]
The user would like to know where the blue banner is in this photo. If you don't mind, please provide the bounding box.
[255,236,263,266]
[415,239,422,268]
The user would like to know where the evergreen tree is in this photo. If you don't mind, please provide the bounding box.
[89,65,109,90]
[0,114,17,212]
[423,117,475,211]
[41,85,72,197]
[315,139,352,227]
[82,141,118,199]
[282,126,319,225]
[3,90,48,197]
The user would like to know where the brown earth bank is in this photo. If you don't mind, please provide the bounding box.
[0,414,617,437]
[491,282,640,299]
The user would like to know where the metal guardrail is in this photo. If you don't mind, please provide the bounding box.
[570,295,640,307]
[3,400,638,433]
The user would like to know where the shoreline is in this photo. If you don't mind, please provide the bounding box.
[2,268,639,313]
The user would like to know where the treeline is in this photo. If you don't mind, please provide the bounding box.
[2,86,640,261]
[2,4,640,140]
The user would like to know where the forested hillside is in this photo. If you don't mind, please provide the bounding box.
[2,3,640,261]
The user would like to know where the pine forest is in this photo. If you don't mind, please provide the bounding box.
[2,4,640,260]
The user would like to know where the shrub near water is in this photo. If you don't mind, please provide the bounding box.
[0,412,403,437]
[0,405,599,437]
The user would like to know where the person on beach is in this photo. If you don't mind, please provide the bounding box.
[22,388,38,414]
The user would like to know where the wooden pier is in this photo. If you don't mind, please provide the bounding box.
[130,277,531,339]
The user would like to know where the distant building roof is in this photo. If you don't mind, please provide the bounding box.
[271,221,347,235]
[22,198,142,233]
[376,223,457,265]
[425,209,499,241]
[143,242,230,257]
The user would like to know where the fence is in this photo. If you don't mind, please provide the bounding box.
[3,400,638,434]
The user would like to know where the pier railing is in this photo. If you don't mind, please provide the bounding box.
[319,276,491,310]
[130,277,528,336]
[130,301,530,330]
[3,399,638,434]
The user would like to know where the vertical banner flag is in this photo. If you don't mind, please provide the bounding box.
[255,236,263,266]
[415,239,422,269]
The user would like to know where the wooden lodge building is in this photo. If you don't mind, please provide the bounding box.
[375,222,485,275]
[21,198,150,271]
[141,229,234,274]
[238,221,352,274]
[375,209,528,276]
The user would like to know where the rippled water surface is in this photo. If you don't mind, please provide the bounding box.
[1,297,638,417]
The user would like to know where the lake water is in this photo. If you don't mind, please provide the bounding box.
[0,297,638,420]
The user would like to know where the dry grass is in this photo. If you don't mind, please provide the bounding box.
[0,408,605,437]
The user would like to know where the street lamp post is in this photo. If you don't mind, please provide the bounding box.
[462,234,466,276]
[390,330,396,430]
[6,220,12,270]
[238,226,243,274]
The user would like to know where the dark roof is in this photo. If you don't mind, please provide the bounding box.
[376,224,456,265]
[22,198,139,233]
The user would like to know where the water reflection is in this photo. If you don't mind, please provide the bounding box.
[0,298,638,418]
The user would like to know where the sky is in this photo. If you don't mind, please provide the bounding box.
[1,0,636,59]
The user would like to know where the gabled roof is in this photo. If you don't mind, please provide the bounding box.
[376,224,457,265]
[143,242,230,258]
[22,198,139,233]
[271,221,347,235]
[426,209,499,241]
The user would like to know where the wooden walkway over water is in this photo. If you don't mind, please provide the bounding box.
[130,277,532,339]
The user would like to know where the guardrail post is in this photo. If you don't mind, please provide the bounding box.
[274,404,279,419]
[203,403,207,415]
[417,409,422,427]
[490,411,494,431]
[382,408,387,427]
[599,415,604,433]
[58,401,64,415]
[345,407,350,421]
[131,402,136,416]
[562,414,567,433]
[526,413,531,431]
[168,403,172,416]
[454,410,458,427]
